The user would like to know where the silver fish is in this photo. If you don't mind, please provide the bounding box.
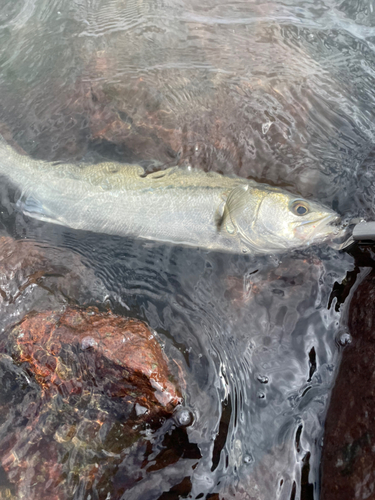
[0,136,340,254]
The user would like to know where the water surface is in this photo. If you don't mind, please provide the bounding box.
[0,0,374,498]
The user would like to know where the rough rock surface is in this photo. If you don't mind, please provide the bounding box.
[7,306,181,411]
[0,236,185,499]
[321,260,375,500]
[0,307,182,499]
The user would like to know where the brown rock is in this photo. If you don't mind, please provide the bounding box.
[0,306,182,499]
[7,306,181,411]
[320,267,375,500]
[74,45,320,197]
[0,238,183,498]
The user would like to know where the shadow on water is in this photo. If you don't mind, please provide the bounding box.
[0,0,374,499]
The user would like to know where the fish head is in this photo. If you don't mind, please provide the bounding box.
[225,184,341,252]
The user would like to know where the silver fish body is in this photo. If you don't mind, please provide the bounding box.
[0,137,340,254]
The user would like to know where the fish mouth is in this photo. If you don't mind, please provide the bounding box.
[292,213,342,241]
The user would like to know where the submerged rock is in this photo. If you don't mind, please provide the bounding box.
[321,266,375,499]
[0,236,109,331]
[0,306,182,499]
[0,237,184,499]
[8,306,181,411]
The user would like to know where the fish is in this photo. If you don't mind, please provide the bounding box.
[0,136,341,254]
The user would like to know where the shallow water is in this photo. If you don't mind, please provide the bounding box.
[0,0,374,499]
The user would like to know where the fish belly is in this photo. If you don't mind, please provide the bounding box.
[20,175,243,252]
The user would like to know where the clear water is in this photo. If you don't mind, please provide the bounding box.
[0,0,374,498]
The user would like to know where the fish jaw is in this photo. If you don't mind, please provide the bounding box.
[292,213,342,245]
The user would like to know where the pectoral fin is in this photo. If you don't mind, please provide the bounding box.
[217,185,250,236]
[219,203,237,235]
[17,194,64,226]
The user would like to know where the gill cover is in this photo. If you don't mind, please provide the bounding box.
[221,184,268,252]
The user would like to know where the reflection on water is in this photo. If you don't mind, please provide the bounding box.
[0,0,374,498]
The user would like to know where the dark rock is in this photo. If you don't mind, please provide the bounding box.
[0,236,109,331]
[320,268,375,500]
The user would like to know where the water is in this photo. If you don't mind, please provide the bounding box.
[0,0,374,498]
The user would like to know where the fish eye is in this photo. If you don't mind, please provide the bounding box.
[290,200,310,216]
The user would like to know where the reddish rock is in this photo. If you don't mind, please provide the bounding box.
[8,306,181,411]
[0,306,182,499]
[84,79,184,164]
[0,238,183,499]
[224,255,322,307]
[320,266,375,500]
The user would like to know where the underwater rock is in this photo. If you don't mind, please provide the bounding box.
[0,238,184,498]
[0,236,109,331]
[6,306,181,412]
[74,42,325,199]
[320,268,375,499]
[0,307,182,499]
[87,80,180,164]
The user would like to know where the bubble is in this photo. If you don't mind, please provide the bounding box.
[337,331,352,347]
[174,407,194,427]
[244,454,253,465]
[257,374,269,384]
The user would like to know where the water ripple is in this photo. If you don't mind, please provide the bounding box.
[0,0,374,497]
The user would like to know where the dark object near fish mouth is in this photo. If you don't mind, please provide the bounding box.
[329,218,375,251]
[352,221,375,242]
[329,217,342,227]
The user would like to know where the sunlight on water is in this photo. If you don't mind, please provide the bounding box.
[0,0,374,498]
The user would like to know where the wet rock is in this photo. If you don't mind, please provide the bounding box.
[69,38,327,199]
[320,268,375,499]
[0,306,182,499]
[0,236,109,331]
[87,80,180,165]
[6,306,181,412]
[0,237,184,498]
